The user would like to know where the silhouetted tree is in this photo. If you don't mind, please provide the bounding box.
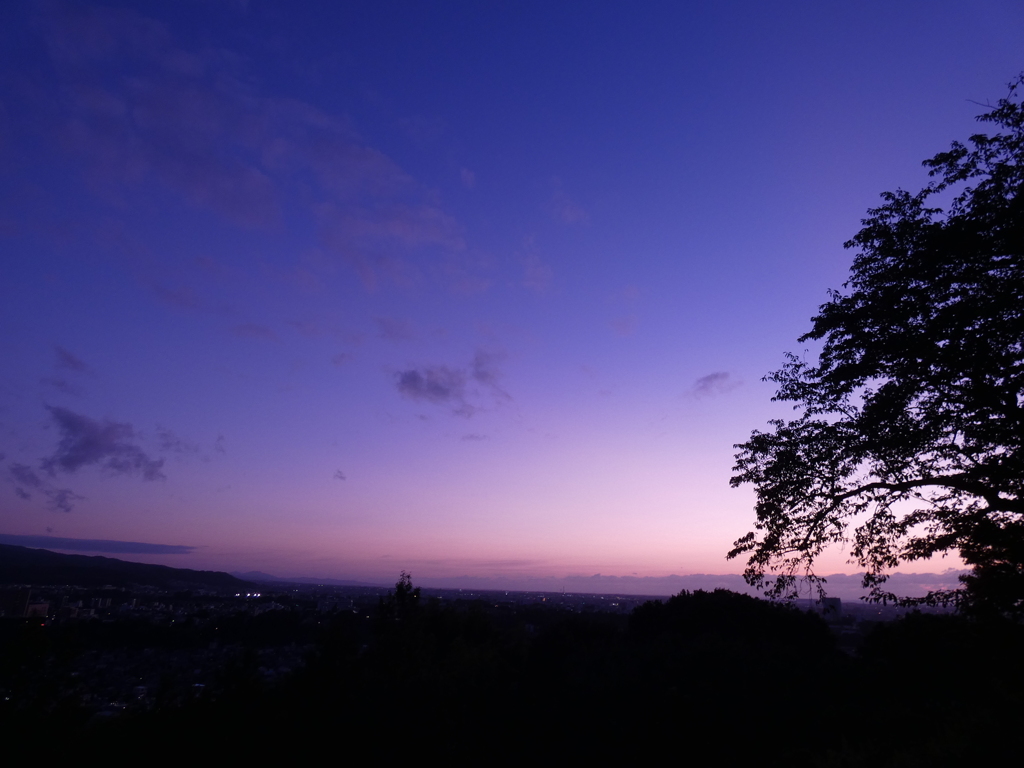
[378,571,421,622]
[730,77,1024,615]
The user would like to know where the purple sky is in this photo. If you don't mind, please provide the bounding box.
[1,1,1020,588]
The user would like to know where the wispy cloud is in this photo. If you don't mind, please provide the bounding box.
[44,488,86,513]
[396,367,469,413]
[153,284,203,310]
[8,462,84,512]
[522,253,553,293]
[395,349,510,417]
[376,317,416,342]
[691,371,741,398]
[54,346,90,372]
[610,315,638,337]
[157,427,199,455]
[398,114,446,144]
[233,323,278,341]
[471,349,510,401]
[41,406,165,480]
[41,377,83,396]
[10,462,43,491]
[8,405,199,510]
[43,346,91,396]
[33,2,472,292]
[550,181,589,225]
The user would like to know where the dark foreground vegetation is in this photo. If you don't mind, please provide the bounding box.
[3,573,1022,766]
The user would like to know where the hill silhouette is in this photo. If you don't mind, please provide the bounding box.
[0,544,249,591]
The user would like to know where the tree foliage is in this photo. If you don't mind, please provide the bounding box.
[378,570,421,622]
[729,78,1024,614]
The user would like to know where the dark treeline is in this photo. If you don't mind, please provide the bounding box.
[3,580,1022,765]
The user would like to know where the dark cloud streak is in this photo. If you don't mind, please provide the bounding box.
[0,533,194,555]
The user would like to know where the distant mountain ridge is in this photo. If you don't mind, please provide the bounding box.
[0,544,250,591]
[232,571,389,587]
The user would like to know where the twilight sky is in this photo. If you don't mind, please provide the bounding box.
[1,1,1021,588]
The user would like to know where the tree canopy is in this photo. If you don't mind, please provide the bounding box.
[729,78,1024,614]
